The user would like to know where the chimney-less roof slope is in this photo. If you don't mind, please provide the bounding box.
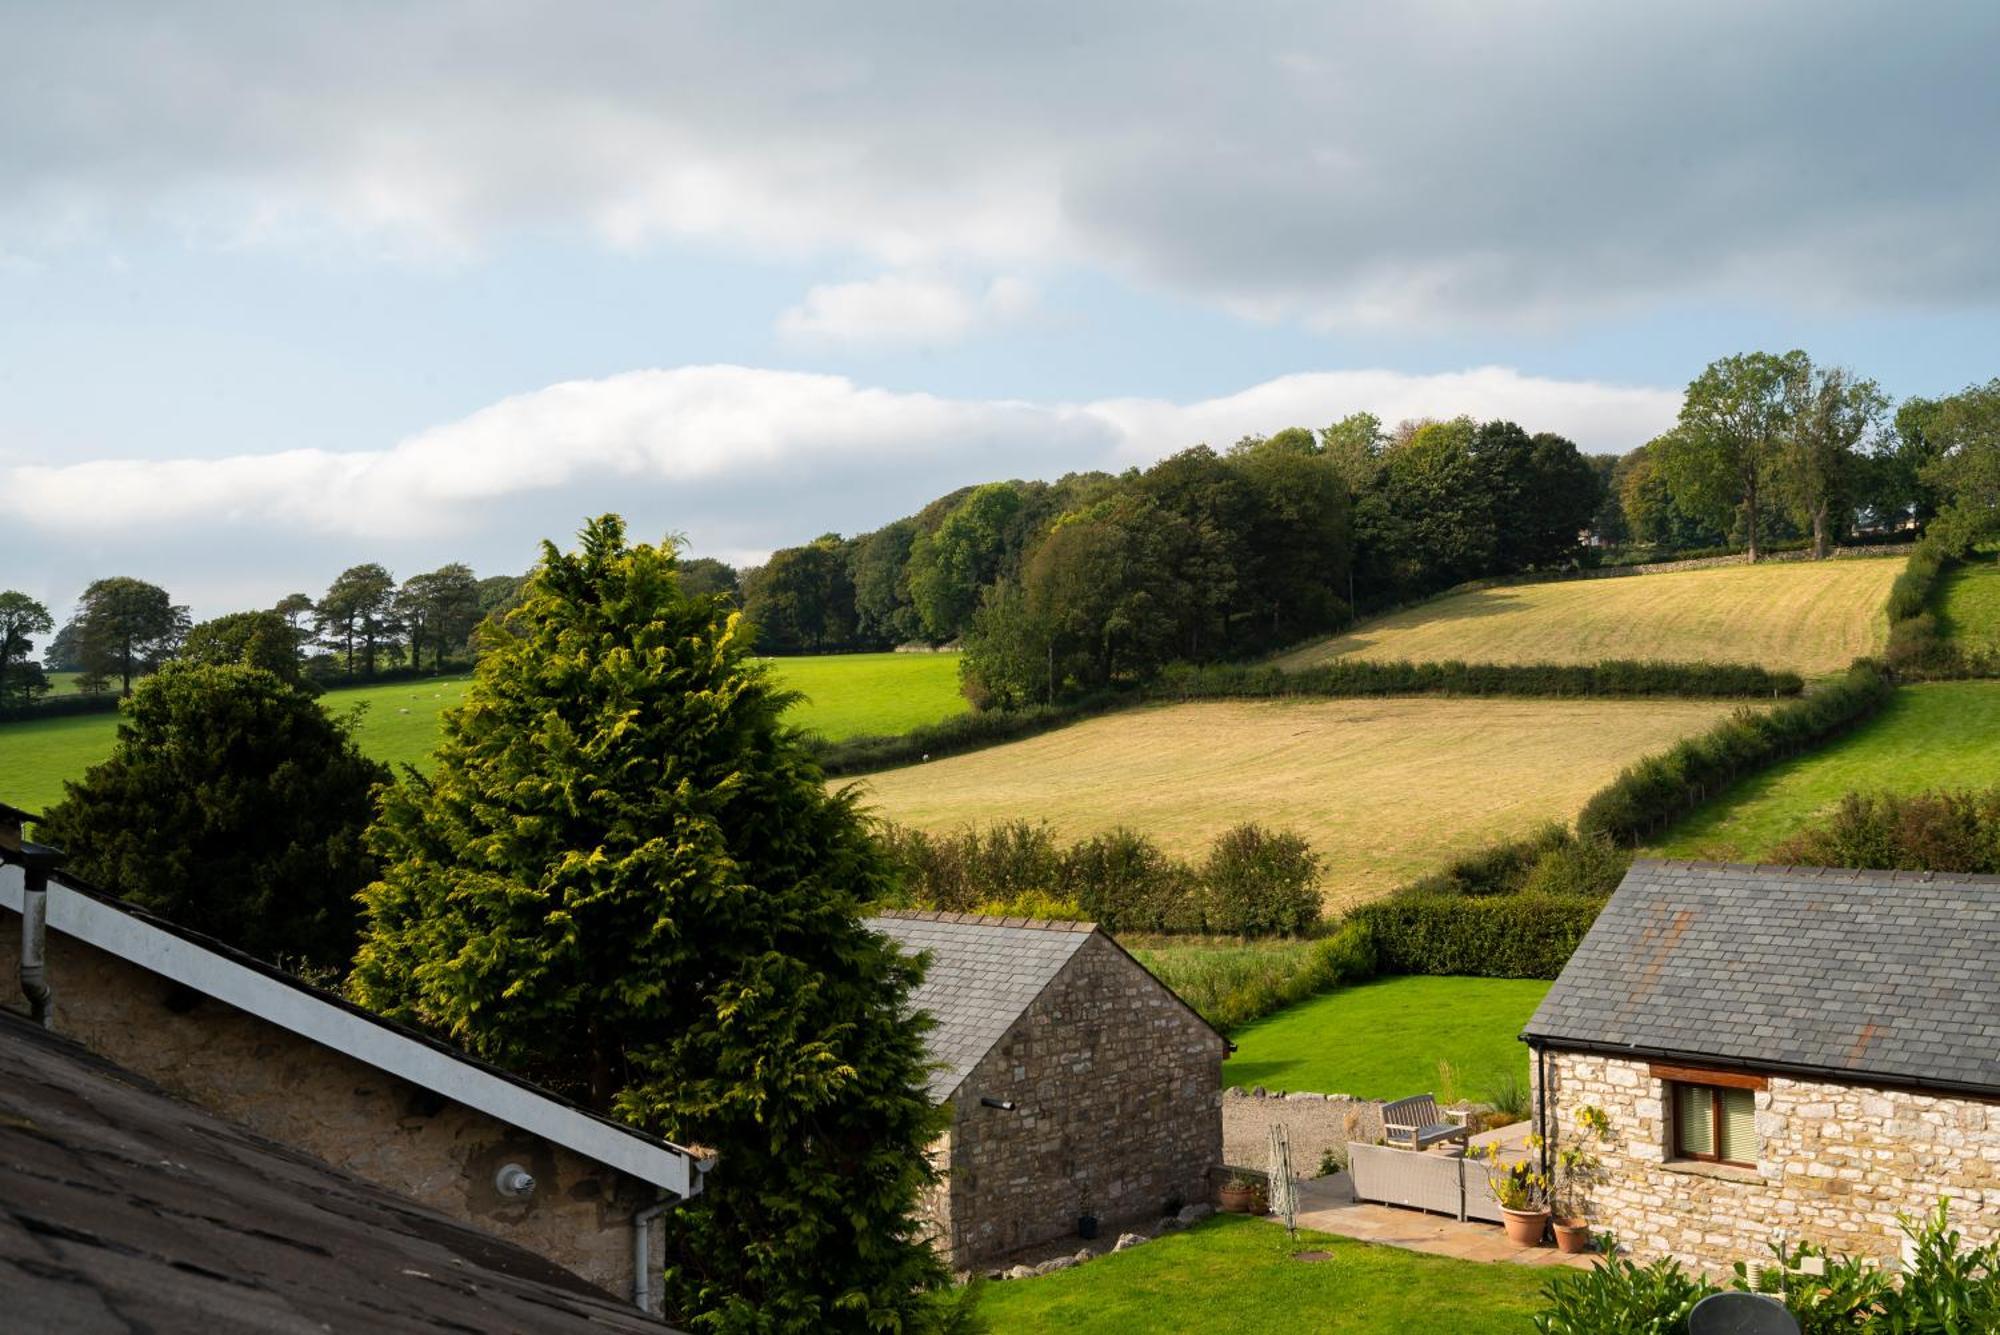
[0,1009,671,1332]
[867,911,1096,1101]
[1524,860,2000,1095]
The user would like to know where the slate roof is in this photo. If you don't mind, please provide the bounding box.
[867,912,1096,1101]
[1524,860,2000,1095]
[0,1008,670,1333]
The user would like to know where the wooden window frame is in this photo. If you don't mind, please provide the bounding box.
[1665,1079,1758,1168]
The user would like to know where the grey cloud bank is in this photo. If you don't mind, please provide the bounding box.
[5,3,1997,326]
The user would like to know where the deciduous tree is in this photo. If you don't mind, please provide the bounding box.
[350,517,946,1332]
[182,610,306,683]
[0,591,55,708]
[1922,378,2000,552]
[69,576,189,696]
[1659,350,1809,561]
[316,563,397,675]
[1780,365,1887,558]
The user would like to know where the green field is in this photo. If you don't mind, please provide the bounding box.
[972,1214,1544,1334]
[1651,681,2000,861]
[0,652,966,816]
[1277,556,1904,677]
[853,696,1737,907]
[1937,557,2000,655]
[1221,976,1549,1101]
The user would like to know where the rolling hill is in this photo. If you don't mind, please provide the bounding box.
[1276,556,1906,677]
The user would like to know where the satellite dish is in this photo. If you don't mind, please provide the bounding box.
[1688,1291,1801,1335]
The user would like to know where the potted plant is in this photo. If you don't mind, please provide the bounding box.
[1475,1139,1550,1247]
[1551,1105,1611,1254]
[1218,1171,1267,1215]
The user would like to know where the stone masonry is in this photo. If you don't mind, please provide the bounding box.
[0,915,665,1302]
[928,931,1226,1268]
[1540,1049,2000,1273]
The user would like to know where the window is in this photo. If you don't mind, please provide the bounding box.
[1671,1082,1758,1166]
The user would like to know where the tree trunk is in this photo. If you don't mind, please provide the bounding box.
[1812,504,1830,560]
[1744,473,1761,563]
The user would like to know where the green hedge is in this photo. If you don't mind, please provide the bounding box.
[1152,658,1802,701]
[1351,893,1605,979]
[879,819,1324,938]
[1137,920,1380,1034]
[1574,660,1895,846]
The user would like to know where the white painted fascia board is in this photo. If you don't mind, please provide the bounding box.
[0,867,703,1198]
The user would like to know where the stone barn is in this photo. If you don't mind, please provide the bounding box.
[1524,860,2000,1273]
[869,911,1228,1269]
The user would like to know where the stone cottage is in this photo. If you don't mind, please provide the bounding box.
[0,806,708,1316]
[869,911,1229,1268]
[1523,860,2000,1272]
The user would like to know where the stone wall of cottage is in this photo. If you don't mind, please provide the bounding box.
[931,933,1227,1269]
[1540,1048,2000,1273]
[0,915,663,1306]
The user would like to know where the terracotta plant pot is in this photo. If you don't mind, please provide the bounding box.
[1500,1206,1550,1247]
[1218,1183,1267,1215]
[1552,1220,1593,1254]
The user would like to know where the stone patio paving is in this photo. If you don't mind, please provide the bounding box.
[1262,1120,1596,1270]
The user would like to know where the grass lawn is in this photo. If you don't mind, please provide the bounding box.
[850,696,1738,907]
[1937,557,2000,655]
[971,1214,1546,1334]
[1276,556,1904,678]
[1221,975,1550,1101]
[0,652,966,816]
[1650,681,2000,861]
[762,651,966,739]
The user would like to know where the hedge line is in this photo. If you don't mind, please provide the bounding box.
[1574,660,1895,845]
[1350,893,1606,979]
[1884,539,2000,679]
[1151,657,1802,702]
[0,692,121,724]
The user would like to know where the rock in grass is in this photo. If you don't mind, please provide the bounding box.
[1114,1233,1147,1252]
[1034,1256,1076,1275]
[1006,1264,1035,1280]
[1177,1203,1215,1225]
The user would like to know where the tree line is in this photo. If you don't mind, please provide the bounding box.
[0,562,527,708]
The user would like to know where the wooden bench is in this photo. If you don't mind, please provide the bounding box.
[1381,1093,1470,1152]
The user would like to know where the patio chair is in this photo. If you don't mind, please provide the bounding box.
[1381,1093,1471,1152]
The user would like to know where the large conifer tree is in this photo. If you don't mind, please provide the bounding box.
[350,516,946,1332]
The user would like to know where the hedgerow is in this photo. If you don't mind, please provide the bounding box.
[1352,893,1605,978]
[878,819,1324,938]
[1151,658,1802,701]
[1574,660,1895,845]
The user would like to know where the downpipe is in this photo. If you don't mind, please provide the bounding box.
[631,1196,674,1316]
[19,855,54,1027]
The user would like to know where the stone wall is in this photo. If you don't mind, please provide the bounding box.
[933,933,1226,1268]
[0,911,661,1306]
[1540,1048,2000,1272]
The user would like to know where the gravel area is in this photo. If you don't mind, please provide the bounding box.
[1223,1090,1382,1176]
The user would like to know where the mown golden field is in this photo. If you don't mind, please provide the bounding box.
[847,696,1741,907]
[1276,557,1904,678]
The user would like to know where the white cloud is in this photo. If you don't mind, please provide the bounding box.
[776,274,1038,344]
[0,363,1676,548]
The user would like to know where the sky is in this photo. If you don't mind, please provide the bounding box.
[3,2,1998,620]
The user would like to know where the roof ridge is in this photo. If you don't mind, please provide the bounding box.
[1629,857,2000,886]
[870,907,1099,933]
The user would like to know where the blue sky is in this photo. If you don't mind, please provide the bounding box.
[3,2,1998,618]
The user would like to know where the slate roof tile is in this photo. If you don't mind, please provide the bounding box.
[1524,860,2000,1094]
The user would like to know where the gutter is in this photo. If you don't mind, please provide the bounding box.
[2,841,63,1028]
[1525,1033,2000,1104]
